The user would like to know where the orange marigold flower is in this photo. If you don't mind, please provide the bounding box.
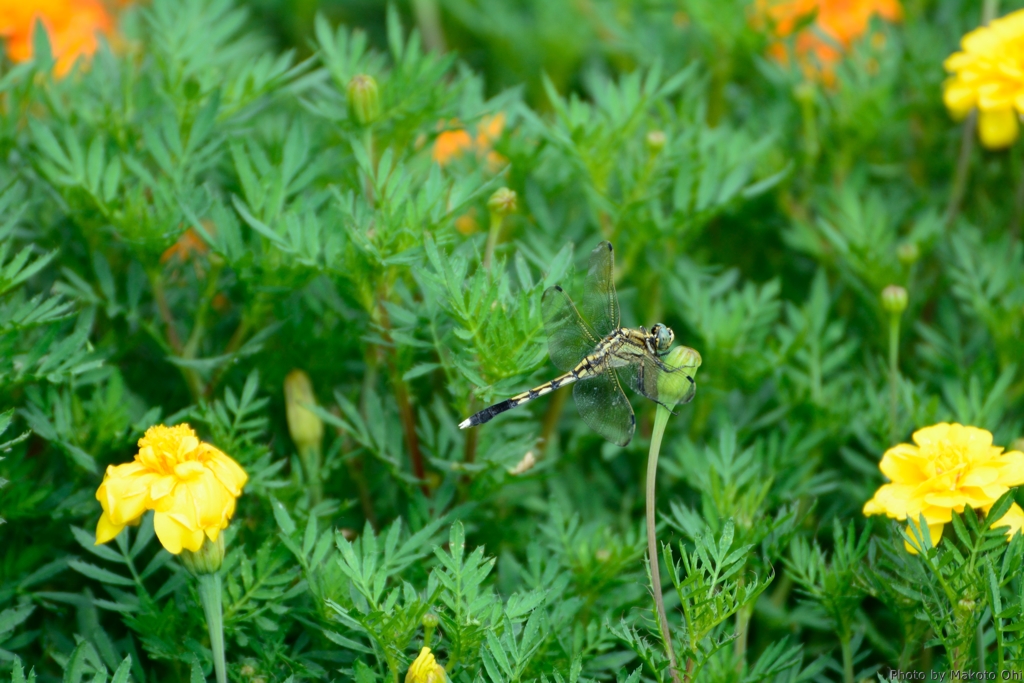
[432,113,506,167]
[756,0,902,84]
[0,0,114,77]
[863,423,1024,554]
[95,424,248,555]
[160,227,210,264]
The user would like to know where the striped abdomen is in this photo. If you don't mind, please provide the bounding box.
[458,361,599,429]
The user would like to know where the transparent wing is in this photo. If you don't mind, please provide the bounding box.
[619,354,697,406]
[572,370,635,447]
[581,241,620,337]
[543,285,600,372]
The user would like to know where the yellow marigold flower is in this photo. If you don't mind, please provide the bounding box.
[95,424,248,555]
[432,113,506,167]
[406,648,447,683]
[863,423,1024,553]
[755,0,902,85]
[0,0,114,77]
[943,9,1024,149]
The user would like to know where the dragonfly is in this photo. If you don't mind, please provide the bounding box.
[458,241,697,447]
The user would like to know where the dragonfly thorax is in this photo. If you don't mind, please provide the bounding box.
[650,323,675,355]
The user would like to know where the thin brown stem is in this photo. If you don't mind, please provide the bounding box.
[537,385,569,456]
[149,269,203,399]
[150,270,183,354]
[377,302,428,495]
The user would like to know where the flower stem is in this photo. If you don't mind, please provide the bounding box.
[484,210,504,271]
[647,405,680,683]
[1012,145,1024,244]
[197,573,226,683]
[944,111,976,231]
[411,0,447,53]
[977,619,987,669]
[888,312,901,443]
[840,635,854,683]
[945,0,999,230]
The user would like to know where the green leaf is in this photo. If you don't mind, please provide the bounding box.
[68,560,135,587]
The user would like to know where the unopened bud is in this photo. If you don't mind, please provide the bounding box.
[407,647,446,683]
[646,130,667,153]
[179,533,225,575]
[487,188,517,216]
[285,370,324,453]
[881,285,908,314]
[422,612,439,629]
[896,242,919,265]
[347,74,380,125]
[657,345,701,407]
[793,82,816,104]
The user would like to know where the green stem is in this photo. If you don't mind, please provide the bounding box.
[944,111,977,231]
[840,635,854,683]
[734,601,752,668]
[484,210,504,270]
[982,0,999,23]
[197,573,226,683]
[795,82,819,189]
[411,0,447,53]
[1012,145,1024,244]
[888,312,901,443]
[977,619,987,670]
[648,405,681,683]
[299,444,323,506]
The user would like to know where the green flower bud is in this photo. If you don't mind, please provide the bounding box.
[347,74,380,125]
[179,533,225,576]
[646,130,667,153]
[896,242,919,265]
[881,285,908,314]
[285,370,324,453]
[657,345,701,408]
[487,188,517,216]
[422,612,439,629]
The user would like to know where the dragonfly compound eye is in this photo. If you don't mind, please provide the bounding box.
[653,324,674,352]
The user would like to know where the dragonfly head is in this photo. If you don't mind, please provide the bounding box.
[651,323,675,355]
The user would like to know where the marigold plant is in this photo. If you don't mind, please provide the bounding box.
[864,423,1024,552]
[95,424,248,554]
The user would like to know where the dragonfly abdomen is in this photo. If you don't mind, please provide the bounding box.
[458,369,583,429]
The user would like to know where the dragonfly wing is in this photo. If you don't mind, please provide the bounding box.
[572,370,635,447]
[581,242,620,337]
[543,285,600,372]
[619,354,697,406]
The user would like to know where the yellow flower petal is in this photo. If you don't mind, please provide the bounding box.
[95,511,125,545]
[154,510,205,555]
[991,502,1024,540]
[979,103,1020,149]
[904,520,944,555]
